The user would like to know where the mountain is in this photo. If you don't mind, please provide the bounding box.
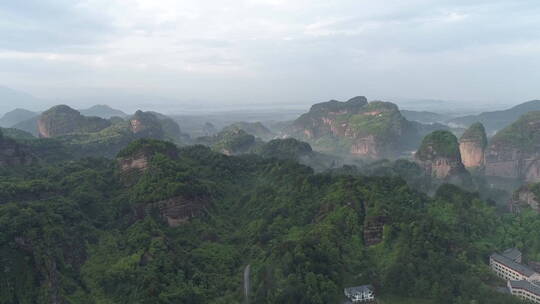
[79,105,127,119]
[0,108,38,128]
[485,111,540,182]
[400,110,451,124]
[11,116,40,136]
[0,86,45,113]
[288,96,446,158]
[222,121,274,141]
[415,130,470,184]
[447,100,540,134]
[0,138,528,304]
[0,129,35,166]
[459,122,487,169]
[37,105,112,138]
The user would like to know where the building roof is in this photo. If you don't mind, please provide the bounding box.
[503,248,522,261]
[344,285,374,294]
[491,253,536,277]
[509,280,540,296]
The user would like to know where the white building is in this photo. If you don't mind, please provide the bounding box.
[490,249,540,303]
[344,285,375,303]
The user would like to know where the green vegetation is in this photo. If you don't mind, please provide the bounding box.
[490,111,540,152]
[256,138,312,160]
[460,122,488,147]
[0,138,536,304]
[416,130,460,160]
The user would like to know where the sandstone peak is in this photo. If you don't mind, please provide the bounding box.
[415,130,467,180]
[459,122,487,169]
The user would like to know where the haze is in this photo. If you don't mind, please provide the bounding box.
[1,0,539,112]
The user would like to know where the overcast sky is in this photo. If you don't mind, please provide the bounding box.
[0,0,539,110]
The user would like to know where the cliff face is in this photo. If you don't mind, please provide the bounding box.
[511,185,540,214]
[289,97,418,158]
[0,131,34,166]
[415,130,468,180]
[129,110,165,139]
[117,139,178,174]
[485,112,540,182]
[37,105,111,138]
[459,122,487,169]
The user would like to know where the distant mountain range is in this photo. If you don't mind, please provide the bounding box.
[446,100,540,135]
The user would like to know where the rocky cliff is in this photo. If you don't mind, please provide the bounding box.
[459,122,487,169]
[511,184,540,213]
[415,130,468,181]
[37,105,111,138]
[485,111,540,182]
[0,130,34,166]
[289,96,421,158]
[117,138,178,173]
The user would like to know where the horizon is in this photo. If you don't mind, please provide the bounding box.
[1,0,539,112]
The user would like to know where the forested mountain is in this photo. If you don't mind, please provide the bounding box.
[0,136,537,304]
[0,108,38,128]
[286,97,449,158]
[447,100,540,134]
[79,105,127,119]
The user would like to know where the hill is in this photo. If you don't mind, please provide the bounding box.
[80,105,127,118]
[447,100,540,134]
[288,97,447,158]
[0,108,38,128]
[485,111,540,181]
[0,139,530,304]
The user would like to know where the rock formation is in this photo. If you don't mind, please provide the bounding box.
[0,130,34,166]
[510,185,540,214]
[129,110,165,139]
[415,130,468,181]
[289,96,422,158]
[485,111,540,182]
[459,122,487,169]
[117,138,178,174]
[37,105,111,138]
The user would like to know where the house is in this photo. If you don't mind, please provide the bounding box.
[503,248,522,263]
[344,285,375,303]
[508,280,540,303]
[490,248,540,303]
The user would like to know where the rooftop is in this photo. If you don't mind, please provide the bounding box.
[344,285,374,294]
[491,253,536,277]
[503,248,522,262]
[509,280,540,296]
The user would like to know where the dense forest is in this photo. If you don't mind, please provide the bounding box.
[1,134,538,303]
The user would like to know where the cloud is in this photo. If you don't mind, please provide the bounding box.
[0,0,539,106]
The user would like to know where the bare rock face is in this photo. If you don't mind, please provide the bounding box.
[133,196,210,227]
[128,110,165,139]
[289,97,419,158]
[117,139,178,175]
[485,112,540,182]
[415,130,468,180]
[118,151,151,172]
[363,216,387,246]
[37,105,111,138]
[511,185,540,213]
[459,122,487,169]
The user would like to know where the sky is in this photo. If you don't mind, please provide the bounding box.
[0,0,539,111]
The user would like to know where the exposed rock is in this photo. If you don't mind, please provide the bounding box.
[511,185,540,214]
[37,105,111,138]
[133,196,210,227]
[363,216,387,246]
[485,111,540,182]
[129,110,165,139]
[459,122,487,169]
[117,139,178,174]
[154,196,210,227]
[289,97,422,158]
[415,130,468,180]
